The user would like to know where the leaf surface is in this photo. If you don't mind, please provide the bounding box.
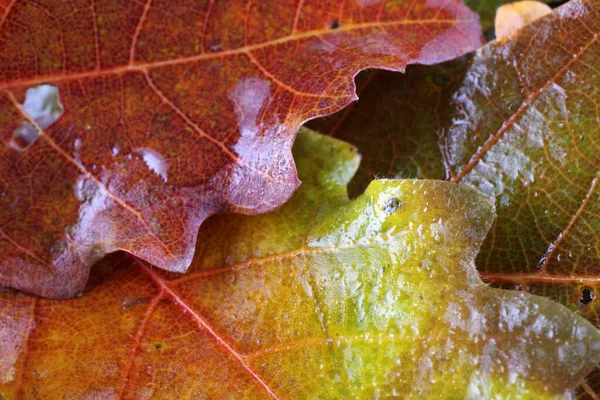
[494,1,552,40]
[464,0,552,31]
[310,0,600,329]
[1,129,599,399]
[0,0,483,298]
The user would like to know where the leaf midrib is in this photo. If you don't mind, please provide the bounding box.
[0,18,469,91]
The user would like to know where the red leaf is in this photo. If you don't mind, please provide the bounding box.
[0,0,482,298]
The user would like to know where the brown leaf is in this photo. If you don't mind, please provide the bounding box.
[0,0,482,298]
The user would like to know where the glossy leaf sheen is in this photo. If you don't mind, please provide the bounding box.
[1,129,599,399]
[0,0,483,298]
[440,0,600,334]
[310,0,600,332]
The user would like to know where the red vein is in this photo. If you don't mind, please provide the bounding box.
[0,18,468,91]
[480,271,600,284]
[580,381,599,400]
[90,0,101,70]
[171,229,406,285]
[139,263,281,400]
[116,294,163,398]
[172,248,316,284]
[142,72,284,185]
[537,173,600,272]
[0,226,53,273]
[3,90,172,258]
[451,31,600,183]
[245,51,343,99]
[199,0,215,54]
[243,0,253,47]
[129,0,153,65]
[0,0,16,30]
[291,0,305,35]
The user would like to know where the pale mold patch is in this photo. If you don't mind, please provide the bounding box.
[10,84,64,151]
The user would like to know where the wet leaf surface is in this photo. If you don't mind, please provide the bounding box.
[311,0,600,325]
[309,5,600,389]
[0,0,483,298]
[1,129,599,399]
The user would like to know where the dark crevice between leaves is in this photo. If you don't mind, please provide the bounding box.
[547,0,569,8]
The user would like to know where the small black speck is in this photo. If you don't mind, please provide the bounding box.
[579,286,594,306]
[329,19,340,30]
[209,40,222,53]
[384,197,402,214]
[154,343,163,350]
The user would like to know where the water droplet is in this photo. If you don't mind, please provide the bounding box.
[10,84,64,151]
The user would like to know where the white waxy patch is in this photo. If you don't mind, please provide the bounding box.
[10,84,64,151]
[136,148,169,182]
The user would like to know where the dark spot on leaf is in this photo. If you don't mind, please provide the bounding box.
[579,286,594,306]
[384,197,402,214]
[209,40,222,52]
[154,343,163,350]
[330,19,340,30]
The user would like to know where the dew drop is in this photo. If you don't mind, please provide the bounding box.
[10,84,64,151]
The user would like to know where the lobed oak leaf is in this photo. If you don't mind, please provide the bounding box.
[310,0,600,329]
[308,0,600,391]
[1,129,599,398]
[0,0,483,298]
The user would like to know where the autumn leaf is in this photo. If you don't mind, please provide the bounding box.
[1,128,599,399]
[465,0,553,31]
[494,1,552,40]
[0,0,484,299]
[309,0,600,341]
